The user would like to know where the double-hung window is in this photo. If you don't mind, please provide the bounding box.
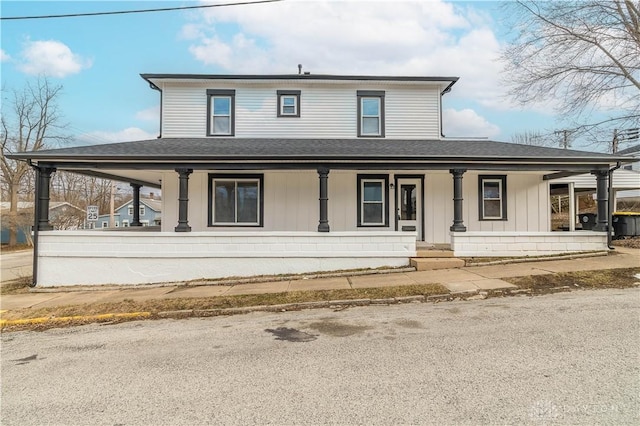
[277,90,301,117]
[479,175,507,220]
[357,90,385,137]
[357,174,389,227]
[209,174,264,226]
[127,205,145,216]
[207,89,235,136]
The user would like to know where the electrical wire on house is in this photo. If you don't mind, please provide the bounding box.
[1,0,283,20]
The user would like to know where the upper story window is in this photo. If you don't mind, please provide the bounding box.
[478,175,507,220]
[357,90,385,137]
[277,90,301,117]
[207,89,235,136]
[128,205,146,216]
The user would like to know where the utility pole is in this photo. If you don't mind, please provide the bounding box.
[554,129,571,149]
[109,181,115,228]
[614,128,639,153]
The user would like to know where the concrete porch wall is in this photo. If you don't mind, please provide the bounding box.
[36,231,416,286]
[451,231,608,257]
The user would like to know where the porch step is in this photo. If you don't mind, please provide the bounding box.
[410,257,466,271]
[415,249,455,258]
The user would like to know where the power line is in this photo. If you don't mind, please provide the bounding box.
[1,0,283,21]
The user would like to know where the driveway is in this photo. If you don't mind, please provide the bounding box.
[1,288,638,425]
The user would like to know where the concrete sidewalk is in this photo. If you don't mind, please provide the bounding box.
[1,247,638,312]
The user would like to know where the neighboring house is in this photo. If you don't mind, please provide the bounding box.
[1,201,86,244]
[615,144,640,200]
[552,143,640,218]
[618,144,640,172]
[8,73,633,286]
[95,198,162,228]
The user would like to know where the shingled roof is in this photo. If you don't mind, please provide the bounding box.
[9,137,629,165]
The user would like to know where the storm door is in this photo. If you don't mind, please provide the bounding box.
[396,178,422,240]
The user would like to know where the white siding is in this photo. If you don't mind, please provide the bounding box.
[161,83,207,138]
[236,86,356,138]
[160,82,442,139]
[161,170,550,244]
[386,88,439,139]
[552,169,640,189]
[462,172,549,236]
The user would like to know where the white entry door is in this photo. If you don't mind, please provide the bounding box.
[397,178,422,240]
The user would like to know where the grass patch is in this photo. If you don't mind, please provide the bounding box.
[0,244,32,253]
[0,283,448,330]
[505,268,640,291]
[0,276,32,295]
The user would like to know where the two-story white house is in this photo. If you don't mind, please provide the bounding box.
[9,73,631,286]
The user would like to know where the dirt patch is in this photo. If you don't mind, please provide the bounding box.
[0,277,32,295]
[505,268,640,291]
[612,237,640,249]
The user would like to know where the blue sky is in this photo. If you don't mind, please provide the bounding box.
[0,0,598,149]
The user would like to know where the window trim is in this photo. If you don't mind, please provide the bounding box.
[478,175,507,221]
[277,90,301,117]
[127,205,145,216]
[357,174,389,227]
[208,173,264,227]
[206,89,236,136]
[357,90,385,138]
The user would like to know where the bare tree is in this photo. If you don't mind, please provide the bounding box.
[501,0,640,150]
[51,171,116,215]
[0,78,69,246]
[511,130,548,146]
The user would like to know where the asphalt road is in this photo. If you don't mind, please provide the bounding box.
[2,289,639,425]
[0,249,33,283]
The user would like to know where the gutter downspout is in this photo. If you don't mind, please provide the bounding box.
[439,81,456,138]
[608,161,621,249]
[27,160,39,287]
[148,81,162,138]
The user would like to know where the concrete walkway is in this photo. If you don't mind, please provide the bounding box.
[1,247,638,312]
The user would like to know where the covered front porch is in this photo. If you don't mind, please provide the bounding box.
[16,137,627,286]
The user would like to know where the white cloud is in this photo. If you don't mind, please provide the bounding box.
[135,105,160,121]
[18,40,92,78]
[442,108,501,138]
[183,0,506,106]
[0,49,10,62]
[75,128,156,145]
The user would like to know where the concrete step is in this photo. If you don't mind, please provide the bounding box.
[410,257,466,271]
[415,250,455,258]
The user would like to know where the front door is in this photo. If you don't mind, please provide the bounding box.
[396,178,422,240]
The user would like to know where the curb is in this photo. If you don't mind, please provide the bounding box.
[2,284,633,330]
[0,312,151,327]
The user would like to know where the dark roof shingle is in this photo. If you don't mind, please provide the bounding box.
[10,138,626,164]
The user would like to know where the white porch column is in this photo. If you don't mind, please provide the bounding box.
[568,182,576,231]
